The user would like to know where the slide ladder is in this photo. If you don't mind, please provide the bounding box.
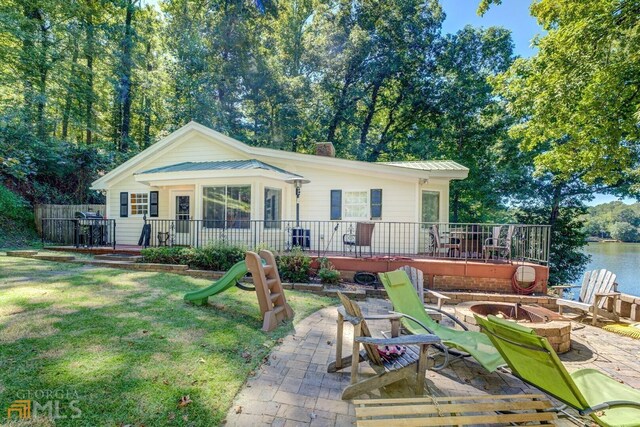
[245,250,294,332]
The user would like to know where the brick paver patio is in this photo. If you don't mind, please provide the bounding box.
[224,298,640,426]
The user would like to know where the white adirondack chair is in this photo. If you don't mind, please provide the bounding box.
[556,269,620,325]
[397,265,449,310]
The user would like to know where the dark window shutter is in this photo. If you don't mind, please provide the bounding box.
[149,191,159,217]
[120,192,128,217]
[330,190,342,220]
[370,189,382,220]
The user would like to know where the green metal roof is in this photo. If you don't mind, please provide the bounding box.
[380,160,468,172]
[138,159,302,178]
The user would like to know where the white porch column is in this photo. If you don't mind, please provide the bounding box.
[194,184,202,220]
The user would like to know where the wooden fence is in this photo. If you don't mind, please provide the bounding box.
[34,204,106,234]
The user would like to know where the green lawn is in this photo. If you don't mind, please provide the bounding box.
[0,255,335,426]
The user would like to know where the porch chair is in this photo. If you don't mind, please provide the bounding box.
[327,292,440,400]
[378,270,505,372]
[482,225,515,262]
[429,224,461,257]
[555,269,619,325]
[476,314,640,426]
[343,222,375,257]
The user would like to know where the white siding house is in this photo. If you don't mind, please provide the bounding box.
[91,122,468,252]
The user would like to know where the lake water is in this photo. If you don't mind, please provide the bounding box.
[579,242,640,297]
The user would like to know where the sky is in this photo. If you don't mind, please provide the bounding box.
[439,0,541,57]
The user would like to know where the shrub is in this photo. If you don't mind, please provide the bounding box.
[140,246,188,265]
[140,242,246,271]
[316,257,341,285]
[183,242,246,271]
[0,184,38,247]
[277,248,311,283]
[0,184,32,222]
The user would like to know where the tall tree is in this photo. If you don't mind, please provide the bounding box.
[112,0,139,152]
[413,26,516,222]
[83,0,96,144]
[490,0,640,194]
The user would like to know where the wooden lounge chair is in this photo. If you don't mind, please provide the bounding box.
[354,394,557,426]
[556,269,619,325]
[476,314,640,426]
[327,292,440,400]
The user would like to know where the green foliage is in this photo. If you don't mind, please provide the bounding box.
[416,26,517,222]
[0,183,38,248]
[140,242,246,270]
[182,242,246,271]
[4,0,635,282]
[276,248,311,283]
[609,222,640,243]
[581,202,640,241]
[491,0,640,193]
[317,257,341,285]
[140,246,188,265]
[513,206,590,286]
[0,183,32,223]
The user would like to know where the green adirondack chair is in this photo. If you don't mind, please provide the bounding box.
[476,314,640,427]
[378,270,504,372]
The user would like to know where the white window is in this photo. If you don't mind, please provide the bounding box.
[343,191,368,220]
[130,193,149,216]
[264,187,281,229]
[203,185,251,229]
[421,191,440,223]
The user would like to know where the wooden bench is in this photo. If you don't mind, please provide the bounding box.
[354,394,557,426]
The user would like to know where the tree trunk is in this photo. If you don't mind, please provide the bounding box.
[327,76,353,143]
[35,13,50,142]
[85,5,95,144]
[115,0,136,152]
[549,184,563,227]
[62,39,79,140]
[452,189,460,223]
[142,40,152,148]
[20,6,38,125]
[359,80,382,160]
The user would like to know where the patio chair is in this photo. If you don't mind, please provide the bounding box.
[556,269,619,325]
[476,314,640,426]
[482,225,515,262]
[327,292,440,400]
[378,270,504,372]
[429,224,461,257]
[342,222,375,257]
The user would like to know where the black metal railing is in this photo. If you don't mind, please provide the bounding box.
[143,219,551,265]
[41,218,116,249]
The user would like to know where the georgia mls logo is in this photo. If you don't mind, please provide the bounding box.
[6,391,82,420]
[7,400,31,419]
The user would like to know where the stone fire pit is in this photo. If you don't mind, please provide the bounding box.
[455,301,572,353]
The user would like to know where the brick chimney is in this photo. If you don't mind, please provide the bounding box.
[315,142,336,157]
